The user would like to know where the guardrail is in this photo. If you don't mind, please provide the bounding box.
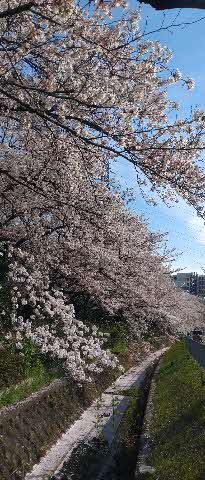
[185,336,205,369]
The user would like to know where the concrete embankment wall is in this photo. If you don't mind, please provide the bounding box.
[0,368,120,480]
[26,351,166,480]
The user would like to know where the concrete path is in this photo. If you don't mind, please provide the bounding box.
[25,348,167,480]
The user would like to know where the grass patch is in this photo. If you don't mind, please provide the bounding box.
[148,341,205,480]
[0,338,63,408]
[0,365,62,409]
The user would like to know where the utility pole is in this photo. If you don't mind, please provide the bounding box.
[101,160,110,190]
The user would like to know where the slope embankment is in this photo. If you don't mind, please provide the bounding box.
[136,341,205,480]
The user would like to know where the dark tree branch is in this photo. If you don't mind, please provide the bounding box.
[139,0,205,10]
[0,2,35,19]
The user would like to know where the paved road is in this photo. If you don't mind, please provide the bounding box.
[185,336,205,369]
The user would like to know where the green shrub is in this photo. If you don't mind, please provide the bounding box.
[106,323,128,354]
[0,337,62,389]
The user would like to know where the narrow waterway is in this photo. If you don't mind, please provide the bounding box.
[50,369,153,480]
[26,349,167,480]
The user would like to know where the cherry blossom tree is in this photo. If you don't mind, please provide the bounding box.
[0,0,205,214]
[1,0,205,381]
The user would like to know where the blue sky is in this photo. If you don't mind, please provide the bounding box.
[114,3,205,273]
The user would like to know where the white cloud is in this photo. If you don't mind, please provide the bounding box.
[188,215,205,246]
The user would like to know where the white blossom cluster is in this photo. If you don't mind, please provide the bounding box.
[8,247,120,382]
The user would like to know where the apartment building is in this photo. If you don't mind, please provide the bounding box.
[172,272,205,297]
[197,275,205,297]
[172,272,198,295]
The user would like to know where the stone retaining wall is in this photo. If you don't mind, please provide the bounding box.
[0,369,119,480]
